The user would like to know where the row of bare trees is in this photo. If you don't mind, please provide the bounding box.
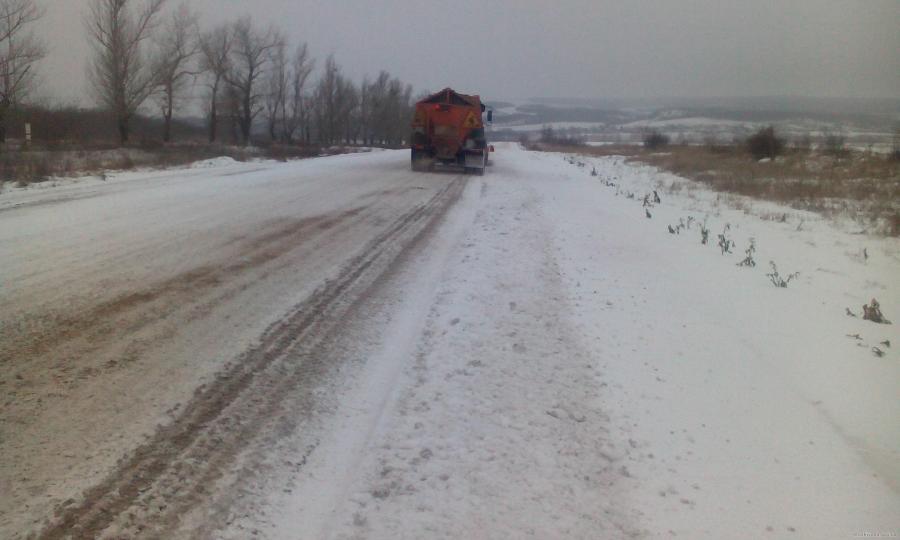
[0,0,416,148]
[83,0,414,147]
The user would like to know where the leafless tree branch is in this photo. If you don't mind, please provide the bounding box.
[0,0,46,142]
[85,0,167,144]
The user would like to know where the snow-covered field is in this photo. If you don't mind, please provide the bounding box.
[623,116,754,129]
[1,145,897,539]
[492,110,896,153]
[494,121,607,132]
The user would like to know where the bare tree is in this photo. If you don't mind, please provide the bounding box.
[225,16,280,146]
[360,71,412,146]
[198,24,231,143]
[358,75,371,145]
[263,37,287,142]
[314,56,365,146]
[86,0,167,144]
[313,55,340,145]
[224,81,241,144]
[366,71,389,145]
[281,42,312,143]
[338,76,359,144]
[0,0,45,143]
[387,79,412,146]
[151,2,197,142]
[309,67,412,148]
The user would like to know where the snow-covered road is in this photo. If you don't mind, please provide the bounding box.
[1,146,897,539]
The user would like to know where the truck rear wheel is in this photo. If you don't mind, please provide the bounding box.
[411,150,431,172]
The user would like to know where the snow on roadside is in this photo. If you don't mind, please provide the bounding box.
[531,146,899,537]
[216,144,896,539]
[190,156,240,168]
[0,147,392,203]
[0,149,388,211]
[331,144,898,538]
[0,154,265,210]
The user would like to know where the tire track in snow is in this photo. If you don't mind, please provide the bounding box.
[0,204,376,444]
[36,177,467,540]
[1,207,367,366]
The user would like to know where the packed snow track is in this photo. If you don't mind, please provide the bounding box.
[1,153,467,538]
[1,146,897,539]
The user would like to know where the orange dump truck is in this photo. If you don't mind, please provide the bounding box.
[410,88,492,174]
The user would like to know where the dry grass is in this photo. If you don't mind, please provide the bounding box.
[530,142,900,236]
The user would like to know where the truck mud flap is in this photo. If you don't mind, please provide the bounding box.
[464,152,486,170]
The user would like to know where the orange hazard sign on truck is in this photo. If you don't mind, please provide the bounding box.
[463,111,481,128]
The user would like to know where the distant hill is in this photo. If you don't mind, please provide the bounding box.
[488,95,899,147]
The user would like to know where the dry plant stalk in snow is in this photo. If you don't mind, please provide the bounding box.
[737,238,756,267]
[717,231,733,254]
[862,298,891,324]
[767,261,799,288]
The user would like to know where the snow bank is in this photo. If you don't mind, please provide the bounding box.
[190,156,240,169]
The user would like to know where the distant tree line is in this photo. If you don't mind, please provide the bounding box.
[539,125,584,146]
[1,0,418,148]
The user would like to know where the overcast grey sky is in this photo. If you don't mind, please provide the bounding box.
[35,0,900,106]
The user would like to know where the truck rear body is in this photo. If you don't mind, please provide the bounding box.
[411,88,489,174]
